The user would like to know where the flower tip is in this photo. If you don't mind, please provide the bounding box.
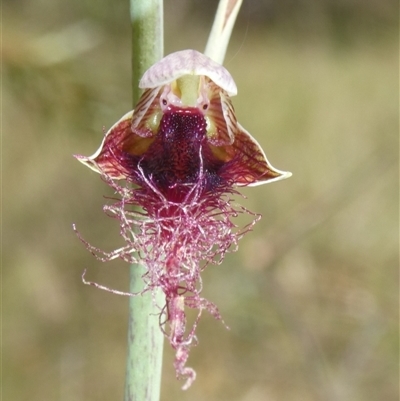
[283,170,292,179]
[246,166,292,187]
[74,153,102,175]
[73,153,86,161]
[272,167,292,181]
[265,167,292,185]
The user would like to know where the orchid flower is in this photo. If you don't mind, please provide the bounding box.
[75,49,290,389]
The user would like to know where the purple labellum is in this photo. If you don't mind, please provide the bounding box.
[74,49,291,389]
[134,106,225,200]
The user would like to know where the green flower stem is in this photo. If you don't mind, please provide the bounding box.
[124,1,164,401]
[131,0,164,103]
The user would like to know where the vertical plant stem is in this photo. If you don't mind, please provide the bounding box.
[125,1,164,401]
[131,0,164,103]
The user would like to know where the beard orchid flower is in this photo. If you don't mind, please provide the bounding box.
[74,49,291,389]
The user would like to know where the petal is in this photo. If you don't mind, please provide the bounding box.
[75,87,165,180]
[130,87,163,137]
[74,111,134,179]
[139,49,237,96]
[205,80,236,145]
[233,123,292,186]
[210,123,291,186]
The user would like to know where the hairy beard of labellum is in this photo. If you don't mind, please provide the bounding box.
[76,106,262,389]
[77,169,259,389]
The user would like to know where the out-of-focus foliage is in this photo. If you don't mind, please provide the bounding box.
[4,1,398,401]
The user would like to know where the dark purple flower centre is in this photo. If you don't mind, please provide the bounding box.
[126,106,225,201]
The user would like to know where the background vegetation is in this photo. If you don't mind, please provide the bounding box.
[4,0,398,400]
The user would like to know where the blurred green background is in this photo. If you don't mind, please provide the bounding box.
[3,0,398,400]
